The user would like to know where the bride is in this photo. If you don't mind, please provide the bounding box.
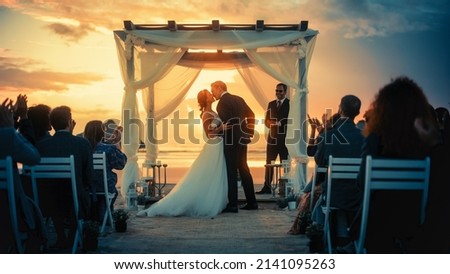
[137,89,229,218]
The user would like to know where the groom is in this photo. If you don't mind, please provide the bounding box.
[211,80,258,213]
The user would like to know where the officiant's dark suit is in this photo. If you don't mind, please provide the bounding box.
[211,81,258,212]
[257,83,290,194]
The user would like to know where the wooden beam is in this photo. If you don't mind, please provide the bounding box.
[124,20,135,30]
[299,21,308,31]
[256,20,264,32]
[123,20,310,32]
[168,20,177,31]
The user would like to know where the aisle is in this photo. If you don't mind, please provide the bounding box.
[97,203,309,254]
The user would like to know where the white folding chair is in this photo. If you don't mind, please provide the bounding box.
[25,155,83,254]
[92,152,114,234]
[322,156,361,254]
[0,156,26,253]
[310,165,327,211]
[355,156,430,254]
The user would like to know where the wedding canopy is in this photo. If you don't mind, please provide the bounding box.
[113,20,319,196]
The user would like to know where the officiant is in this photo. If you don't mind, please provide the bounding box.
[256,83,290,195]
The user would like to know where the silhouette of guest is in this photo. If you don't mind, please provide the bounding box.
[35,106,93,249]
[83,120,127,222]
[355,77,438,253]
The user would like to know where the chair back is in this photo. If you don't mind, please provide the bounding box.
[310,165,327,210]
[92,152,113,233]
[323,156,361,253]
[356,155,430,254]
[93,152,108,194]
[27,156,78,211]
[24,155,82,253]
[0,156,24,253]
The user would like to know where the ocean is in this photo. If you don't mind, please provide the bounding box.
[135,146,316,185]
[138,147,267,168]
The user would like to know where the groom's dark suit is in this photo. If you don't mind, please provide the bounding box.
[216,92,257,209]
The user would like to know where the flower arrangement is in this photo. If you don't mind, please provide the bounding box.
[276,193,299,209]
[285,193,298,202]
[112,208,130,223]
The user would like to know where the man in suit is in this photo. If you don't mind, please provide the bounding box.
[0,98,43,253]
[256,83,290,194]
[313,95,364,252]
[35,106,93,249]
[211,80,258,212]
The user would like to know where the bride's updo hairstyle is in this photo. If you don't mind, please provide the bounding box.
[197,89,209,115]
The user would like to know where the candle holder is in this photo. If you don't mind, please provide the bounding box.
[265,163,282,199]
[150,161,167,197]
[150,163,157,197]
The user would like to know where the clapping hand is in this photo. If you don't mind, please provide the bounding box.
[307,114,323,133]
[13,94,28,120]
[0,98,15,128]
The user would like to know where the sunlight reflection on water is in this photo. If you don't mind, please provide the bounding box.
[137,149,315,178]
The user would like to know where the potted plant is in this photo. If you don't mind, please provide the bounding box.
[285,193,298,210]
[83,220,100,252]
[112,208,130,232]
[276,197,288,209]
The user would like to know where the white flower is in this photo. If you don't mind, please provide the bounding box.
[297,38,307,59]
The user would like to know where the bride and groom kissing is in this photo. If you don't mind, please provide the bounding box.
[137,80,258,217]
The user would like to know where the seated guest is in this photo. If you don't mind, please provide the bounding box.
[35,106,93,250]
[354,76,439,253]
[313,95,364,250]
[83,120,127,222]
[407,106,450,253]
[27,104,52,142]
[0,98,44,253]
[18,103,52,198]
[288,112,340,235]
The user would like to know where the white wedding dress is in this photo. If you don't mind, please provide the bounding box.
[137,116,228,218]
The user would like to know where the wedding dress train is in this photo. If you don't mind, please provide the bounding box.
[137,137,228,218]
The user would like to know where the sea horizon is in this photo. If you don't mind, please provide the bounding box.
[138,147,267,168]
[132,146,315,186]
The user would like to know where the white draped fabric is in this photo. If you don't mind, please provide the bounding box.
[114,28,318,196]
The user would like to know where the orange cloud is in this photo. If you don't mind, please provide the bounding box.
[3,0,443,41]
[45,22,96,42]
[0,55,105,92]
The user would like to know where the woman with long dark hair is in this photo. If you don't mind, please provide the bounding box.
[356,76,439,253]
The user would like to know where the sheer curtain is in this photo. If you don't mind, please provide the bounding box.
[242,39,318,193]
[141,66,202,163]
[286,36,317,192]
[114,29,318,195]
[235,65,272,110]
[115,35,193,196]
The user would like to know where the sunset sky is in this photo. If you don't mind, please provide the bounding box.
[1,0,449,145]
